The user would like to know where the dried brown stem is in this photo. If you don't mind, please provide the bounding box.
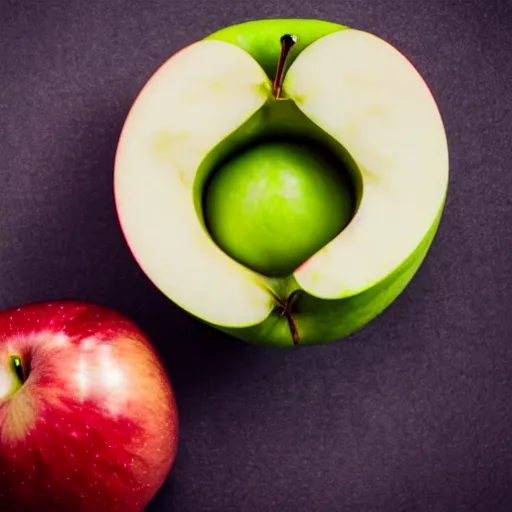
[272,34,298,99]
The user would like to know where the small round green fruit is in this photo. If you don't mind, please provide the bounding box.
[203,141,354,277]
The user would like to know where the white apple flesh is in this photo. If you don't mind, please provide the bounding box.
[286,30,448,297]
[116,40,274,327]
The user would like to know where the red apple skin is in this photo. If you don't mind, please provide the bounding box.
[0,301,178,512]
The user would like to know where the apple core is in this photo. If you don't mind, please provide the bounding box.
[203,140,354,277]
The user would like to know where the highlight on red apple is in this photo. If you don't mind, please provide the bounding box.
[0,300,178,512]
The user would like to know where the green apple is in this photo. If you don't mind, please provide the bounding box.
[203,140,355,277]
[114,19,449,347]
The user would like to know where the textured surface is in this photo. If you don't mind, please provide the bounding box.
[1,0,512,511]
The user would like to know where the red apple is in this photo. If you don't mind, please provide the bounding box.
[0,301,178,511]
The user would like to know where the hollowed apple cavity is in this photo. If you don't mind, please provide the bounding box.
[200,99,360,278]
[114,20,449,346]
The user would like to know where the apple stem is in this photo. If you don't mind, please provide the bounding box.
[11,355,25,384]
[279,290,302,345]
[0,356,25,400]
[286,313,301,346]
[272,34,298,99]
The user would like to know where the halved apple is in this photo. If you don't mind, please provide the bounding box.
[114,19,449,346]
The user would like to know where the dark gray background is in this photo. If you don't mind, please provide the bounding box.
[1,0,512,510]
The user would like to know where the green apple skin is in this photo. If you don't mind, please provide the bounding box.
[204,141,354,278]
[204,19,344,81]
[196,19,447,346]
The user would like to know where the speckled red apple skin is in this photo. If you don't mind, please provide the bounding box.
[0,301,178,512]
